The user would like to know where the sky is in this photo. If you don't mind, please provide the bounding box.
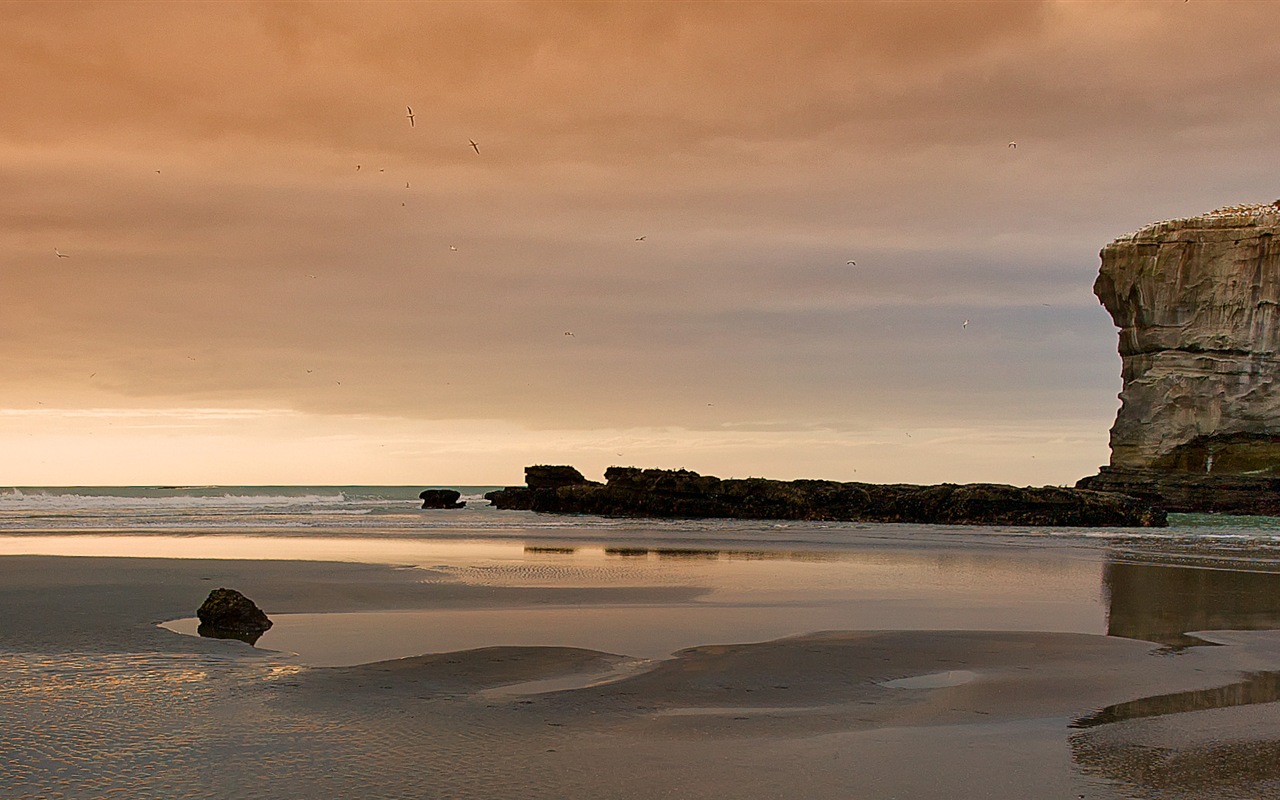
[4,0,1280,487]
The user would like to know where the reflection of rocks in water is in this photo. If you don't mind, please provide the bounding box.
[1072,671,1280,728]
[602,548,724,559]
[196,623,267,646]
[604,548,649,558]
[655,549,720,560]
[1104,561,1280,647]
[602,547,837,562]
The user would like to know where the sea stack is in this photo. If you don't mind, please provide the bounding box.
[419,489,466,509]
[1078,201,1280,513]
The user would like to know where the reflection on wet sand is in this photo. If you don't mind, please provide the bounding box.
[1072,718,1280,799]
[1104,561,1280,647]
[1072,671,1280,728]
[196,623,266,646]
[600,546,831,562]
[1071,560,1280,799]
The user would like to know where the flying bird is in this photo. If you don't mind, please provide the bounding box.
[53,248,69,258]
[846,260,856,265]
[469,139,480,154]
[1008,142,1017,149]
[564,331,574,337]
[963,319,969,329]
[356,165,361,171]
[635,236,646,241]
[406,106,415,127]
[450,245,458,251]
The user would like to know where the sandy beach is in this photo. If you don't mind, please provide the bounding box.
[3,544,1279,800]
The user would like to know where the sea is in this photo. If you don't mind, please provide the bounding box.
[3,484,1280,669]
[1,483,1280,543]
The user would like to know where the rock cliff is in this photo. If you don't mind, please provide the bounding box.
[1078,201,1280,512]
[488,465,1164,527]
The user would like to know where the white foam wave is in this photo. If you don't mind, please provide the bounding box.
[0,490,351,513]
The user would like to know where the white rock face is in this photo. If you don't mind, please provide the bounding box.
[1096,202,1280,475]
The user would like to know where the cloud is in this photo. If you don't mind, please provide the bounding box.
[3,1,1279,482]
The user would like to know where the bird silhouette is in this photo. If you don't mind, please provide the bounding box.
[406,106,415,127]
[469,139,480,154]
[53,248,69,258]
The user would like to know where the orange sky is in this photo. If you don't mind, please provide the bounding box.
[4,1,1280,485]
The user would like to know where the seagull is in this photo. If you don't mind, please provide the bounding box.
[846,260,856,265]
[450,245,458,251]
[1008,142,1017,149]
[53,248,69,258]
[406,106,415,128]
[356,165,361,171]
[635,236,646,241]
[564,331,574,337]
[307,274,317,279]
[963,319,969,329]
[469,139,480,154]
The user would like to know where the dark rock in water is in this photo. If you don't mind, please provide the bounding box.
[1080,203,1280,513]
[485,465,1165,527]
[196,587,272,645]
[1077,467,1280,515]
[419,489,466,509]
[524,464,597,490]
[484,465,601,510]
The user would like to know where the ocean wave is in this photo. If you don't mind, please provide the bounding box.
[0,490,352,512]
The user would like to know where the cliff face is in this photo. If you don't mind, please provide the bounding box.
[1080,201,1280,511]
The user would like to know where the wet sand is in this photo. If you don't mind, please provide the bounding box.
[2,553,1280,799]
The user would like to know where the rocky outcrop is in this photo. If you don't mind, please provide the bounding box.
[1078,201,1280,512]
[196,587,272,645]
[524,465,598,490]
[486,466,1165,527]
[419,489,466,509]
